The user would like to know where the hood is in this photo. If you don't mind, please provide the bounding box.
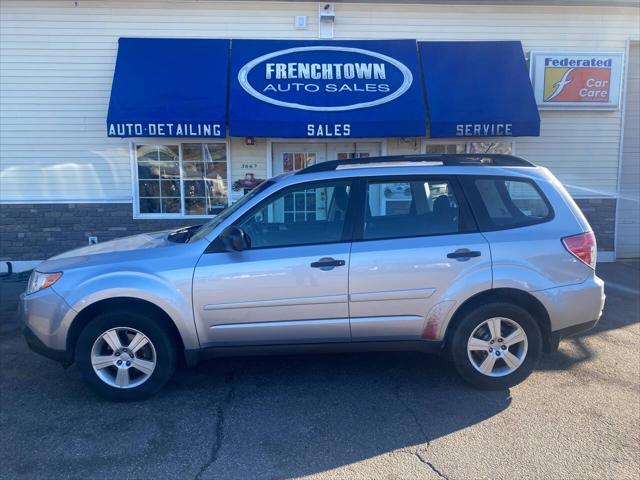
[49,230,173,261]
[35,230,180,273]
[51,230,174,261]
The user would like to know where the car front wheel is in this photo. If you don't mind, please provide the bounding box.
[75,310,176,401]
[449,302,542,390]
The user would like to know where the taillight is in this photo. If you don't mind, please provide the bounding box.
[562,232,597,269]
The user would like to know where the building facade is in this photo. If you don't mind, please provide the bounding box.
[1,0,639,269]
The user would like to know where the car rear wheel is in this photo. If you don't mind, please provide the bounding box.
[75,310,176,401]
[449,302,542,390]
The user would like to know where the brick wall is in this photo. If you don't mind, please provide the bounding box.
[0,198,617,261]
[0,203,192,260]
[575,198,616,252]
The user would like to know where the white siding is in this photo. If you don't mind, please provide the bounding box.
[616,41,640,257]
[229,137,270,202]
[1,0,639,202]
[517,113,623,197]
[334,2,638,197]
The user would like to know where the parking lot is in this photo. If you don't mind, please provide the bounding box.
[0,261,638,480]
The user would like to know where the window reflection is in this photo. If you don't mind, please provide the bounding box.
[136,143,228,216]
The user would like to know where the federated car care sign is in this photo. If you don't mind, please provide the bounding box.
[229,40,427,138]
[530,52,624,109]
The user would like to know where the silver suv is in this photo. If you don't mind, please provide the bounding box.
[20,154,605,400]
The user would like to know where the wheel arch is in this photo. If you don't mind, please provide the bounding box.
[66,297,187,363]
[444,288,555,353]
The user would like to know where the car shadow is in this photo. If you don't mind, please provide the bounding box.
[2,325,511,479]
[162,351,512,479]
[538,260,639,372]
[2,261,637,478]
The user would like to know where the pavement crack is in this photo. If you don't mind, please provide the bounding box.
[397,450,450,480]
[195,371,236,480]
[393,381,449,480]
[392,381,430,446]
[415,452,450,480]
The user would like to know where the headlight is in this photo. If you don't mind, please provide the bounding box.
[26,271,63,295]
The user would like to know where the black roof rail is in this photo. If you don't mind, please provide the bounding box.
[296,153,536,174]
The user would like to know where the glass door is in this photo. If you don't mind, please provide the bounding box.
[271,143,328,221]
[272,143,327,176]
[327,142,381,160]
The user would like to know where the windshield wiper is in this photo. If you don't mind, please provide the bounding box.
[167,225,202,243]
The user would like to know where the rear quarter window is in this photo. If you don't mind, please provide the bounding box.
[463,176,553,231]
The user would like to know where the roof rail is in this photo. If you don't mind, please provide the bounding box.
[296,153,536,174]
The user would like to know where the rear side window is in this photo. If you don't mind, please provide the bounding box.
[466,177,552,230]
[362,178,466,240]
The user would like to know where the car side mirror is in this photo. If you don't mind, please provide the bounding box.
[219,226,250,252]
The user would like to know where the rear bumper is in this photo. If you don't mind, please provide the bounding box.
[533,275,605,352]
[553,318,600,338]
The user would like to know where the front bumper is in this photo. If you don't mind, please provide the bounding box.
[22,322,73,366]
[19,288,75,365]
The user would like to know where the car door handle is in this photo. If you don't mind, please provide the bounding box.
[310,258,346,269]
[447,249,481,260]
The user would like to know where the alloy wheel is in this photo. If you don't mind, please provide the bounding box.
[90,327,157,389]
[466,317,528,377]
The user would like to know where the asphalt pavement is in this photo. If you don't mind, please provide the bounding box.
[0,262,638,480]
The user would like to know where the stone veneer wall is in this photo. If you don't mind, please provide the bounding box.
[574,198,616,252]
[1,198,617,261]
[1,203,192,261]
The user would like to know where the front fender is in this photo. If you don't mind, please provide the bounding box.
[57,270,199,350]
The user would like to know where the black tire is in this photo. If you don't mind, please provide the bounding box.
[449,302,542,390]
[75,310,177,401]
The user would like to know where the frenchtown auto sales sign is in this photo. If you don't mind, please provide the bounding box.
[530,51,624,110]
[229,39,426,138]
[237,46,414,113]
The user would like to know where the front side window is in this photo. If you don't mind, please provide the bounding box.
[237,180,352,249]
[467,177,552,230]
[364,178,462,240]
[135,143,228,217]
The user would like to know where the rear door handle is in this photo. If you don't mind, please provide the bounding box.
[310,257,346,270]
[447,249,481,260]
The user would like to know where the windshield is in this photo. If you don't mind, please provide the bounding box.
[188,179,276,242]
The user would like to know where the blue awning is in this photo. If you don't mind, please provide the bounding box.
[228,39,426,138]
[107,38,229,138]
[419,41,540,138]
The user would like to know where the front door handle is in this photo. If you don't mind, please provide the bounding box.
[310,257,346,270]
[447,249,481,261]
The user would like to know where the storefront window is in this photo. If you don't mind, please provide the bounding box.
[424,141,513,155]
[467,142,513,154]
[425,144,466,154]
[135,143,228,217]
[137,145,181,214]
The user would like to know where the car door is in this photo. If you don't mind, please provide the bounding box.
[348,175,491,341]
[192,178,355,347]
